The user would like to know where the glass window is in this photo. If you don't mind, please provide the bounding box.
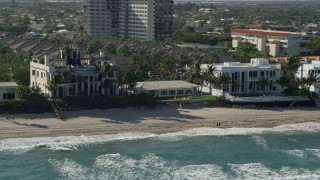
[169,90,176,95]
[178,90,184,95]
[161,90,167,96]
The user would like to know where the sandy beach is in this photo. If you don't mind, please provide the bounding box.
[0,104,320,139]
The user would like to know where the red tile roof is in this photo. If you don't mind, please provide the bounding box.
[270,40,280,44]
[233,36,241,40]
[270,56,320,62]
[233,29,290,37]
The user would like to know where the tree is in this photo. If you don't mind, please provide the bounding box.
[129,53,141,71]
[257,77,269,94]
[202,65,217,93]
[276,76,287,93]
[280,56,301,88]
[310,37,320,56]
[234,42,265,63]
[45,75,61,98]
[213,73,230,96]
[104,44,117,54]
[305,73,320,90]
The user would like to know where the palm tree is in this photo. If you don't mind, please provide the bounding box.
[257,77,269,94]
[304,73,320,93]
[45,75,61,98]
[214,73,230,96]
[232,81,241,93]
[276,76,287,93]
[280,56,301,87]
[60,69,72,83]
[202,65,217,93]
[129,53,141,71]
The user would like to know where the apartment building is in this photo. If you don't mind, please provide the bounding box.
[232,29,310,57]
[30,49,119,98]
[202,58,282,96]
[84,0,174,40]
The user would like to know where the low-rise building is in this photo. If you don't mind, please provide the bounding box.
[0,82,18,100]
[202,58,282,96]
[135,80,198,97]
[232,29,310,57]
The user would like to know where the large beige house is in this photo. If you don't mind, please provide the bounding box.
[232,29,310,57]
[30,49,119,98]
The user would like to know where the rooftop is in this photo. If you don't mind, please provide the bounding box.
[232,29,303,37]
[136,80,198,91]
[0,82,18,88]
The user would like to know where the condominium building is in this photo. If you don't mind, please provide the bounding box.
[232,29,310,57]
[202,58,282,96]
[30,49,119,98]
[84,0,174,40]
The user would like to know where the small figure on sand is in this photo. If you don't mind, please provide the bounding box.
[174,96,184,109]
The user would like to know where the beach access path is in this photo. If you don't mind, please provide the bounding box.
[0,104,320,139]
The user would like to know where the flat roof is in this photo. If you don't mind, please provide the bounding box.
[136,80,198,91]
[0,82,18,88]
[232,29,298,37]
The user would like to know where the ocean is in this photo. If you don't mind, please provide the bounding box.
[1,122,320,180]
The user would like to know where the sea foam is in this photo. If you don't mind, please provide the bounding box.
[1,122,320,152]
[49,153,320,180]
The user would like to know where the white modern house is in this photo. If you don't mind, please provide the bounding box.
[202,58,282,96]
[232,29,310,57]
[297,60,320,93]
[0,82,18,100]
[135,80,198,97]
[30,49,119,98]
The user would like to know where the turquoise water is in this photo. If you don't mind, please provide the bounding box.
[1,123,320,179]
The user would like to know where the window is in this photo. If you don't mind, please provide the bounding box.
[260,71,264,77]
[37,71,39,77]
[161,90,167,96]
[178,90,184,95]
[32,70,35,76]
[249,71,257,77]
[185,90,192,95]
[169,90,176,95]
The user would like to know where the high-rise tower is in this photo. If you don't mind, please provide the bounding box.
[84,0,174,40]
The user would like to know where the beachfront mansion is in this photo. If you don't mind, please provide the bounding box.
[201,58,282,96]
[30,47,119,98]
[232,29,310,57]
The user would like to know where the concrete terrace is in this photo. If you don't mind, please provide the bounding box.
[226,94,309,102]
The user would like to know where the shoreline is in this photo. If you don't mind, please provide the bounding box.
[1,104,320,139]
